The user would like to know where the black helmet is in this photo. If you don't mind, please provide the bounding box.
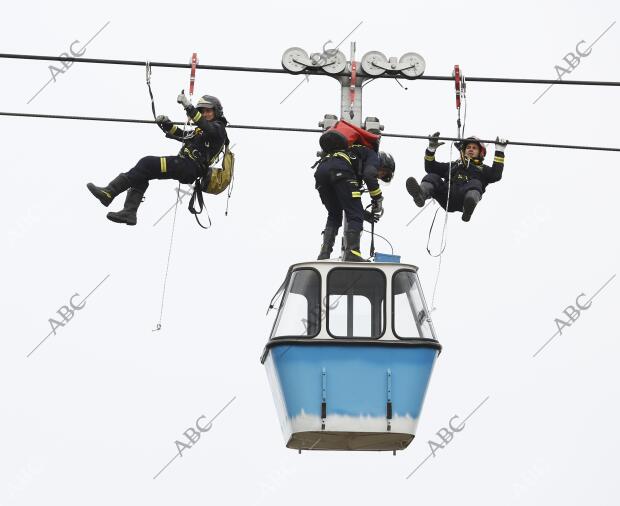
[196,95,224,118]
[378,152,395,182]
[319,129,348,153]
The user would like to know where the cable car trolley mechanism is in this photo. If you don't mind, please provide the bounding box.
[282,43,425,125]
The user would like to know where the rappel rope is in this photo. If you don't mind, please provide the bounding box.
[153,52,199,331]
[426,66,465,258]
[357,183,394,259]
[153,182,182,331]
[426,141,453,259]
[225,167,234,216]
[427,65,466,310]
[224,145,237,216]
[368,203,376,258]
[428,142,454,310]
[362,227,394,255]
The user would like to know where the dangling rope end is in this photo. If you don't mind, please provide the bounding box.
[394,78,408,90]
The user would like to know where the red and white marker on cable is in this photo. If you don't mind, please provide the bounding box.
[453,64,466,139]
[349,42,357,120]
[189,52,198,99]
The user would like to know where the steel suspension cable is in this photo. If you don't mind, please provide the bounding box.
[1,52,620,86]
[1,111,619,153]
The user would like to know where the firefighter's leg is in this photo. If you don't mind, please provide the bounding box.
[315,164,343,260]
[421,174,450,211]
[102,156,197,224]
[460,180,484,222]
[336,178,366,262]
[86,174,131,207]
[88,155,160,210]
[406,176,436,207]
[106,188,144,226]
[124,156,198,187]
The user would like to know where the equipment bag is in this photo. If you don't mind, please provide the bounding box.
[188,141,235,229]
[319,120,380,153]
[203,142,235,195]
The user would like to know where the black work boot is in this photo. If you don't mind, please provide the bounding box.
[106,188,144,226]
[86,174,131,207]
[317,226,338,260]
[406,177,433,207]
[343,230,368,262]
[462,190,481,222]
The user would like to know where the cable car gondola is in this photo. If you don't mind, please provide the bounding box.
[261,259,441,452]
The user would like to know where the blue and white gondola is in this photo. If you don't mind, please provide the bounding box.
[261,259,441,452]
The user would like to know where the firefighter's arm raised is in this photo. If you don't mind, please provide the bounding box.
[483,137,507,184]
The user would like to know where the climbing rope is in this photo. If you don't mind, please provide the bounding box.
[153,182,182,331]
[225,162,235,216]
[428,65,467,309]
[427,142,456,310]
[362,227,394,255]
[152,53,200,330]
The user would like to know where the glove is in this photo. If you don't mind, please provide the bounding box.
[495,136,508,153]
[177,91,191,109]
[363,210,379,224]
[428,131,445,152]
[155,114,173,129]
[371,197,384,221]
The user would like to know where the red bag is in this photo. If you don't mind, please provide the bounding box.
[320,120,380,153]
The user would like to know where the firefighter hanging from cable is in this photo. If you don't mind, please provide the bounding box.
[405,132,507,222]
[86,93,228,225]
[314,121,395,261]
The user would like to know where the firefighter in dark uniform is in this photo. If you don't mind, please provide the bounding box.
[86,93,228,225]
[315,144,395,261]
[406,132,507,222]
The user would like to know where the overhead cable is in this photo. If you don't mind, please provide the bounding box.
[1,111,619,152]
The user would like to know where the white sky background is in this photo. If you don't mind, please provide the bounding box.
[0,0,619,504]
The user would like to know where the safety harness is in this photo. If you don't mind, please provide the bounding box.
[187,137,234,229]
[312,149,352,168]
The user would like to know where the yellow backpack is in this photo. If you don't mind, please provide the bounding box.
[189,141,236,228]
[205,143,235,195]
